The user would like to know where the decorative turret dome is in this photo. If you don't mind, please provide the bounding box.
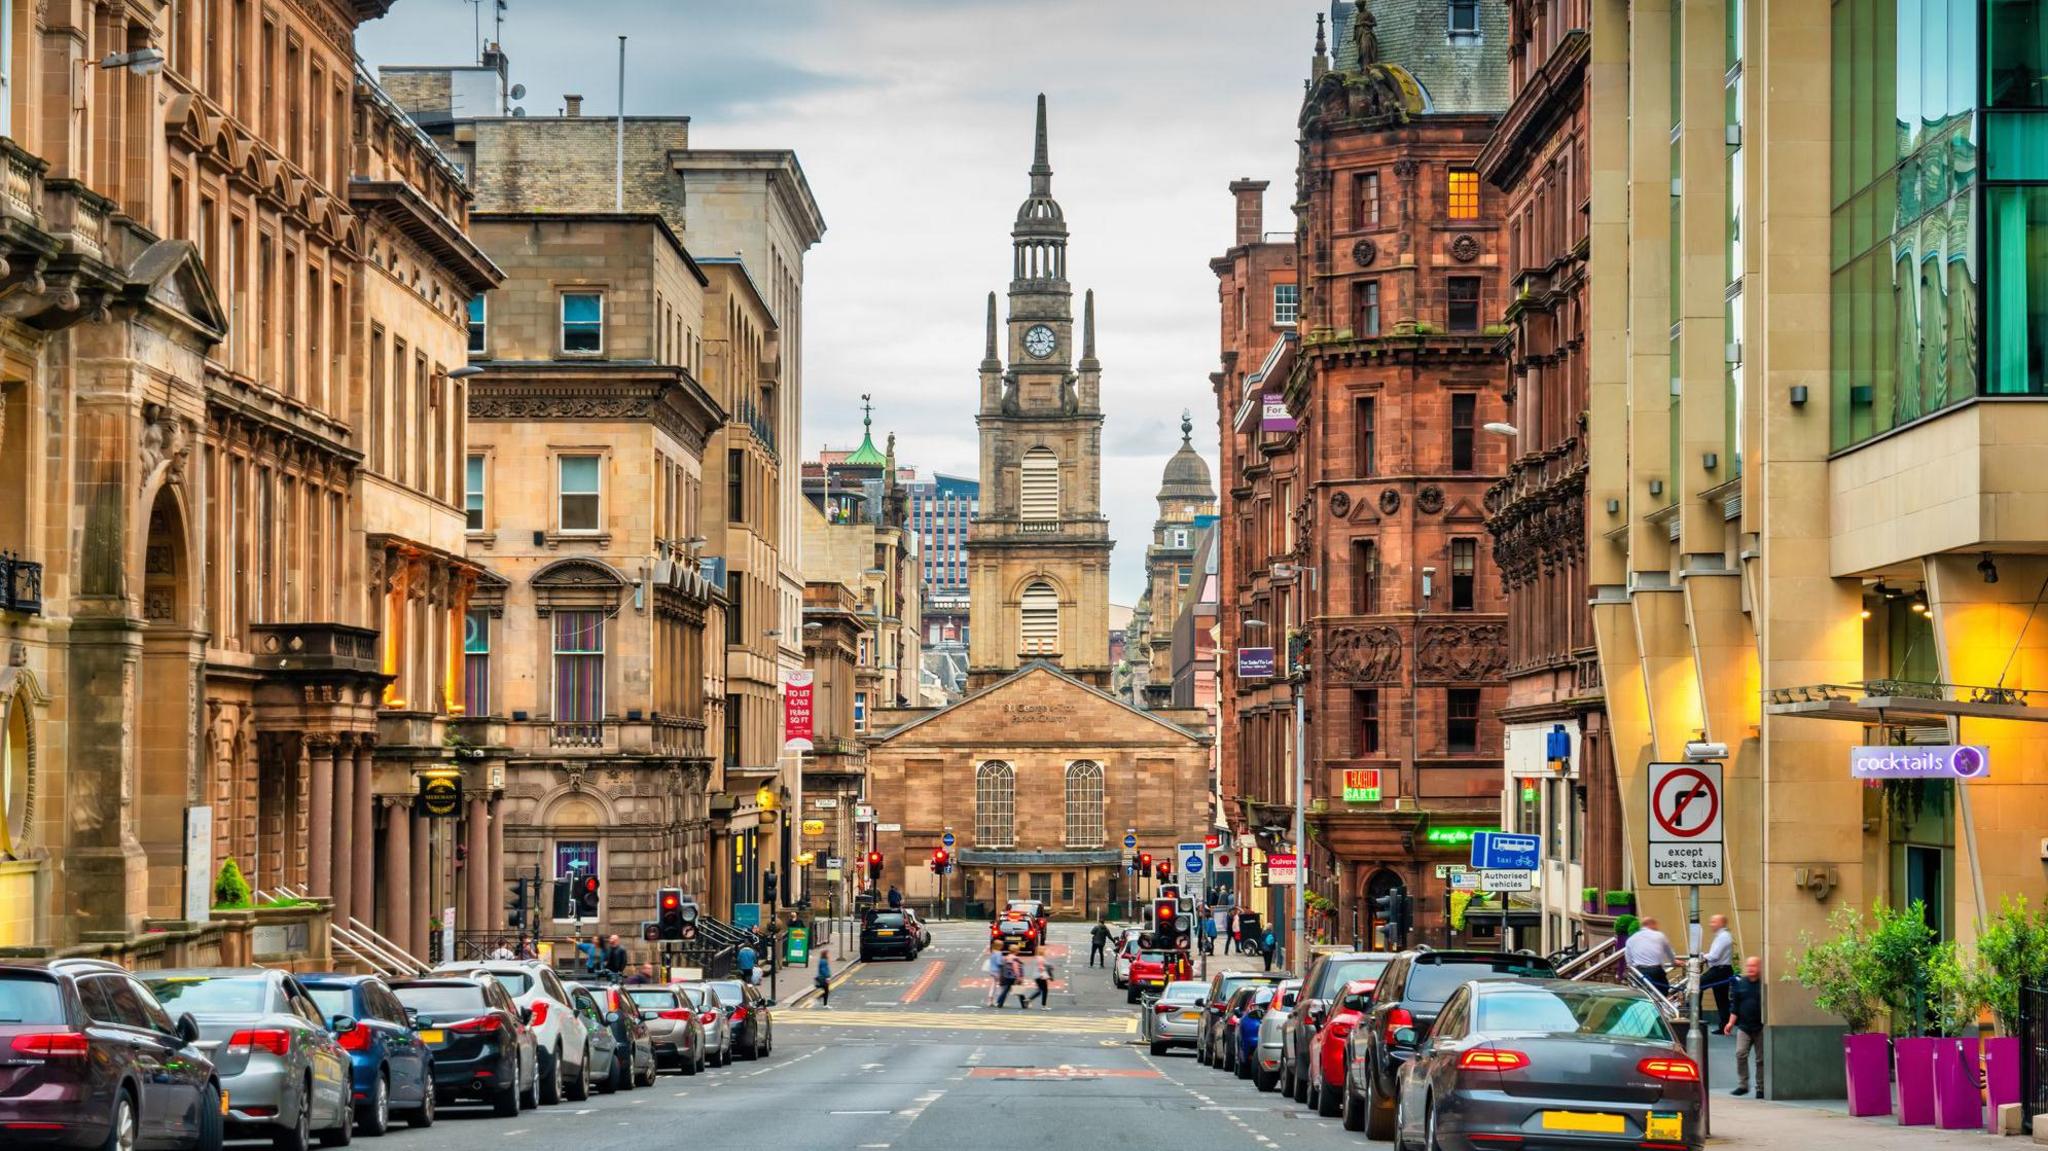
[844,394,888,468]
[1157,411,1215,513]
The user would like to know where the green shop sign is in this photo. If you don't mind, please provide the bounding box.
[1424,826,1498,848]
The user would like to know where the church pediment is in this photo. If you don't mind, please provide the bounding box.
[870,662,1208,747]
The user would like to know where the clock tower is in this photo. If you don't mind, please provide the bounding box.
[966,95,1113,691]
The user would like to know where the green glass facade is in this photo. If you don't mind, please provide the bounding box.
[1832,0,2048,450]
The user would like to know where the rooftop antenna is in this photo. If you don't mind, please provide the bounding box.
[466,0,483,63]
[615,35,626,211]
[494,0,508,56]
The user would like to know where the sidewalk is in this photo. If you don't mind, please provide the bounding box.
[1711,1095,2004,1148]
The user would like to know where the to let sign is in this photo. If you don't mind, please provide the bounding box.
[1266,852,1299,885]
[783,670,815,752]
[1261,393,1297,432]
[1648,761,1725,886]
[1237,647,1276,678]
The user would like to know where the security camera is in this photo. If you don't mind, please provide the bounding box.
[1684,740,1729,761]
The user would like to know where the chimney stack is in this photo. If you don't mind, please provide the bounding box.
[1229,178,1271,247]
[563,93,583,117]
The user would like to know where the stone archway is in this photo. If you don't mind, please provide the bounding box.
[137,485,202,919]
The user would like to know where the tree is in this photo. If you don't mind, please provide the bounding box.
[212,858,252,910]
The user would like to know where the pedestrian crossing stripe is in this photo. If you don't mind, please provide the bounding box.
[779,1009,1136,1036]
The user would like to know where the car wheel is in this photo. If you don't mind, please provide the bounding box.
[565,1046,591,1102]
[1149,1040,1169,1056]
[1254,1067,1278,1093]
[360,1070,390,1137]
[637,1055,658,1087]
[197,1082,225,1151]
[407,1083,436,1128]
[273,1080,313,1151]
[1317,1063,1343,1118]
[608,1050,629,1094]
[1364,1063,1398,1141]
[1342,1067,1366,1132]
[1279,1060,1295,1100]
[493,1074,520,1117]
[1126,987,1139,1005]
[1294,1058,1312,1104]
[540,1046,563,1106]
[1236,1050,1253,1080]
[1425,1098,1444,1151]
[317,1087,353,1147]
[102,1089,136,1151]
[518,1055,539,1109]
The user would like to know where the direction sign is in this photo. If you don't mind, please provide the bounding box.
[1179,842,1206,876]
[1648,761,1724,886]
[1470,832,1541,871]
[1477,869,1533,892]
[942,831,956,848]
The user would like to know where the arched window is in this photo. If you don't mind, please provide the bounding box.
[1020,582,1059,655]
[1020,448,1059,521]
[975,760,1015,848]
[1064,760,1104,847]
[1,692,29,858]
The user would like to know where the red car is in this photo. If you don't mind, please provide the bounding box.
[1306,978,1378,1118]
[1125,950,1193,1004]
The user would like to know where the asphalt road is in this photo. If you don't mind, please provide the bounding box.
[246,920,1392,1151]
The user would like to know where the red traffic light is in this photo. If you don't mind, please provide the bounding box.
[659,891,681,911]
[1137,852,1153,869]
[866,851,883,867]
[1155,901,1174,922]
[581,876,600,894]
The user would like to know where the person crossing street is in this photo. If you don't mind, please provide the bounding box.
[814,948,834,1008]
[1024,954,1053,1008]
[983,943,1005,1006]
[995,951,1023,1008]
[1088,919,1112,967]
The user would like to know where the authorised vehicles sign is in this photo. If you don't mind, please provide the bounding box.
[1648,761,1724,886]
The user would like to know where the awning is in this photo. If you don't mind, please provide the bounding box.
[1764,681,2041,727]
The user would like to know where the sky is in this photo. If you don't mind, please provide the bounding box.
[359,0,1323,603]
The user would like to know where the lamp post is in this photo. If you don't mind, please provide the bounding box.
[1245,615,1304,974]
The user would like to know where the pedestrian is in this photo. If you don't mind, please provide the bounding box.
[814,948,833,1008]
[1260,926,1277,971]
[1702,914,1736,1029]
[1200,915,1217,956]
[738,941,759,985]
[1229,911,1241,952]
[604,934,629,977]
[1089,919,1112,967]
[574,935,602,974]
[996,952,1023,1008]
[1623,916,1677,997]
[1722,955,1765,1095]
[625,963,655,985]
[488,942,515,960]
[984,943,1005,1007]
[1026,954,1054,1008]
[887,884,903,910]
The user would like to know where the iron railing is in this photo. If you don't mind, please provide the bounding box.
[0,551,42,615]
[2023,981,2047,1126]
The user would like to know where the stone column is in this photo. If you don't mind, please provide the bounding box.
[410,808,431,959]
[464,795,489,935]
[306,738,333,897]
[331,739,354,922]
[351,741,374,928]
[384,798,413,954]
[487,793,505,929]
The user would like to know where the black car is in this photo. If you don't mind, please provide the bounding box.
[859,912,921,961]
[390,975,537,1117]
[0,958,222,1151]
[1342,948,1556,1139]
[703,979,774,1061]
[301,973,439,1132]
[561,980,658,1090]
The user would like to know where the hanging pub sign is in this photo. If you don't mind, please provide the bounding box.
[417,770,463,818]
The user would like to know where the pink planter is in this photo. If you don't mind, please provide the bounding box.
[1931,1037,1981,1130]
[1843,1032,1893,1117]
[1893,1036,1938,1124]
[1983,1037,2021,1133]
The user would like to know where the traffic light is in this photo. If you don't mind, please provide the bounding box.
[764,869,780,905]
[507,879,529,931]
[1137,851,1153,878]
[1372,889,1409,949]
[1152,898,1180,948]
[578,873,601,915]
[1393,891,1413,944]
[930,847,951,875]
[657,888,685,940]
[1154,860,1171,884]
[866,850,883,882]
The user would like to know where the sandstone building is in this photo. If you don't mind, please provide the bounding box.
[1127,416,1218,708]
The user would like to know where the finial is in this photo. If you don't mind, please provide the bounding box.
[1181,410,1193,444]
[1029,93,1052,196]
[1312,12,1329,80]
[1315,12,1327,54]
[1082,289,1097,361]
[985,291,999,361]
[861,392,873,433]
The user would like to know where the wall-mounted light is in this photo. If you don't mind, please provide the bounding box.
[1702,452,1719,471]
[1648,479,1665,497]
[1789,385,1809,406]
[1859,607,1872,621]
[92,48,167,75]
[448,364,485,380]
[1483,422,1519,438]
[1978,553,1999,584]
[1909,590,1930,615]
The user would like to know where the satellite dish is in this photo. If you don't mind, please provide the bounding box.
[510,83,527,99]
[512,106,527,117]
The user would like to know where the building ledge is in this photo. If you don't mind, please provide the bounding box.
[1764,680,2040,726]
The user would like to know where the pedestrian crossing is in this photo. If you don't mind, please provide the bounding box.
[778,1007,1137,1036]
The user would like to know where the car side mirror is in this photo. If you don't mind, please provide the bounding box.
[1391,1026,1417,1049]
[518,1006,533,1025]
[1193,997,1206,1008]
[763,999,776,1007]
[605,1011,621,1025]
[175,1014,201,1046]
[405,1009,423,1028]
[330,1015,359,1035]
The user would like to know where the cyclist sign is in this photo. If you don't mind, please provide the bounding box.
[1648,761,1723,885]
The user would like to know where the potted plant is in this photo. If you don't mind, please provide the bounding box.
[1787,904,1889,1116]
[1920,939,1988,1129]
[1580,887,1600,914]
[1973,897,2048,1128]
[1603,890,1635,916]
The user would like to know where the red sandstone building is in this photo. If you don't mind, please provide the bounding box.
[1476,0,1623,949]
[1214,2,1514,954]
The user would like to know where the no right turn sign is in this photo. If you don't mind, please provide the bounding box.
[1648,761,1725,886]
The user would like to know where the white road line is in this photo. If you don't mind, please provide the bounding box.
[502,1131,526,1137]
[831,1109,892,1115]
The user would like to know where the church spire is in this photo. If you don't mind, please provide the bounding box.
[1080,289,1098,365]
[1030,92,1052,195]
[983,291,1000,368]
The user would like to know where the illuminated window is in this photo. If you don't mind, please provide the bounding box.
[1447,170,1480,220]
[467,295,487,354]
[463,611,491,715]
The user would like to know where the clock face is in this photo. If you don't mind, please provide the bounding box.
[1023,324,1057,359]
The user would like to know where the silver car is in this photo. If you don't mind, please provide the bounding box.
[621,985,705,1074]
[1253,979,1302,1092]
[144,967,355,1150]
[675,983,733,1066]
[1141,980,1209,1055]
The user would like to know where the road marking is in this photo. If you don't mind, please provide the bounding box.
[780,1008,1134,1035]
[503,1131,526,1137]
[830,1109,892,1115]
[901,958,947,1003]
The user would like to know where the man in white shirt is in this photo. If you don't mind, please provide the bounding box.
[1623,916,1677,996]
[1702,914,1736,1028]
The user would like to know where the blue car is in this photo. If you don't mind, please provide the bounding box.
[1235,985,1279,1080]
[302,973,437,1134]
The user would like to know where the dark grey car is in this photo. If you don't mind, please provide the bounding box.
[1391,979,1704,1151]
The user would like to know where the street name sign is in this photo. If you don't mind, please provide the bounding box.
[1648,761,1724,886]
[1470,832,1541,871]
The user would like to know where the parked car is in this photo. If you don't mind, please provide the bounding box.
[1251,979,1302,1091]
[300,973,438,1132]
[901,908,934,951]
[1342,947,1557,1138]
[564,985,624,1095]
[1195,970,1285,1066]
[620,986,704,1074]
[1139,980,1208,1055]
[388,975,537,1117]
[0,958,223,1151]
[703,979,774,1061]
[431,960,588,1105]
[1112,929,1143,988]
[673,983,733,1066]
[142,967,355,1149]
[1231,984,1280,1079]
[859,911,922,962]
[1306,978,1377,1117]
[561,980,657,1089]
[1279,951,1391,1104]
[1390,978,1703,1150]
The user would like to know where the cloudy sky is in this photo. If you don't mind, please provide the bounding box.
[360,0,1322,602]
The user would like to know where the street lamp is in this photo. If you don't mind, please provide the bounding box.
[94,48,167,75]
[448,364,486,380]
[1482,421,1519,438]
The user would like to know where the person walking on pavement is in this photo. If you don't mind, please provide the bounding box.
[604,934,629,977]
[1027,955,1054,1008]
[1623,917,1677,997]
[738,940,759,986]
[1722,955,1765,1095]
[1089,919,1112,967]
[887,885,903,911]
[983,944,1005,1006]
[625,963,656,985]
[996,952,1023,1008]
[814,948,833,1008]
[1260,926,1277,971]
[1701,914,1736,1028]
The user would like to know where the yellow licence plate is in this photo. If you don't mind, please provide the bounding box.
[418,1030,445,1045]
[877,930,896,936]
[1541,1111,1625,1134]
[1179,1012,1202,1020]
[1646,1112,1683,1140]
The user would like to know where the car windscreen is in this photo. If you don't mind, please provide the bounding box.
[1404,960,1552,1007]
[392,984,489,1013]
[1138,952,1175,964]
[1476,988,1672,1041]
[708,981,746,1006]
[143,975,270,1014]
[676,986,712,1008]
[869,914,907,929]
[305,987,356,1020]
[1248,987,1278,1007]
[0,974,66,1024]
[1308,957,1390,999]
[625,989,680,1011]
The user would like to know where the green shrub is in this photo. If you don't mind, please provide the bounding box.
[1973,895,2048,1033]
[1604,890,1635,906]
[1867,900,1938,1031]
[1786,904,1884,1033]
[1925,940,1986,1037]
[1614,913,1640,937]
[1580,887,1599,903]
[212,858,252,909]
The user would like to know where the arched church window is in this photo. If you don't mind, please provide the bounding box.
[1021,582,1059,655]
[976,760,1015,848]
[1064,760,1104,847]
[1020,448,1059,521]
